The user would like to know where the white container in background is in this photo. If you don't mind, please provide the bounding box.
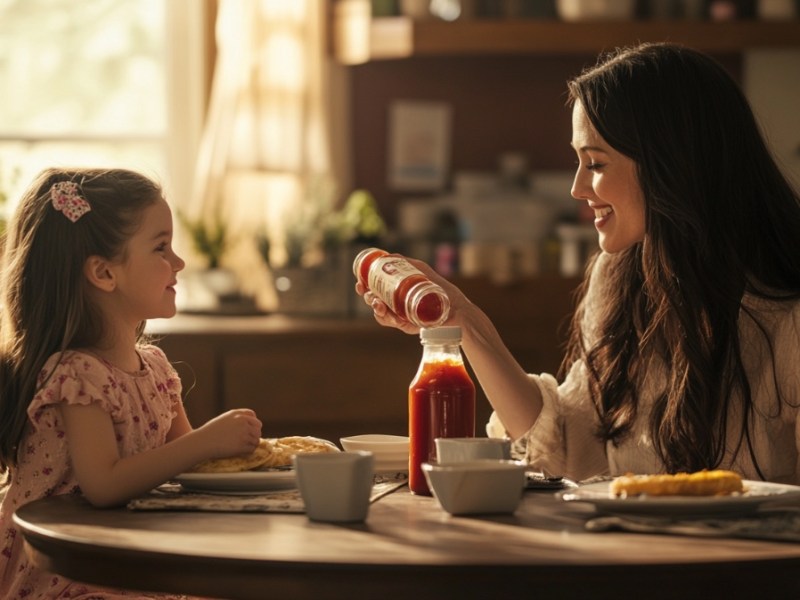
[556,223,598,277]
[400,0,433,19]
[459,241,541,281]
[458,194,553,243]
[757,0,796,19]
[453,171,499,198]
[397,198,444,239]
[556,0,636,20]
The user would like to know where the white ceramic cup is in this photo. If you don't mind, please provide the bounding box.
[294,451,375,522]
[435,437,511,463]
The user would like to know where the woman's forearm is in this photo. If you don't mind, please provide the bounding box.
[356,257,546,440]
[459,302,543,440]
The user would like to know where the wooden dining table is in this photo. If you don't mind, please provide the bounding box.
[13,483,800,600]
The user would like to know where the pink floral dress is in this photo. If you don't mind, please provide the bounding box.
[0,346,199,599]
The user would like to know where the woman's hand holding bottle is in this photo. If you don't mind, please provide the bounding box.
[355,252,471,333]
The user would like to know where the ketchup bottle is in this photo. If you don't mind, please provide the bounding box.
[408,326,476,495]
[353,248,450,329]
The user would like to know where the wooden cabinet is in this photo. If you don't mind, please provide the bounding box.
[148,275,580,443]
[332,10,800,64]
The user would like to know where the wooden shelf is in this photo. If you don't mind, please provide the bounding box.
[332,14,800,64]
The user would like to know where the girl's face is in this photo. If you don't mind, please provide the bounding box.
[111,197,185,322]
[570,101,646,254]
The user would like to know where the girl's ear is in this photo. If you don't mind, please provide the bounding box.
[84,255,116,292]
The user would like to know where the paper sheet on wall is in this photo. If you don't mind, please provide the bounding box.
[387,100,451,191]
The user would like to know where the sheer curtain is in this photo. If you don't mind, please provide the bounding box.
[0,0,171,210]
[190,0,347,309]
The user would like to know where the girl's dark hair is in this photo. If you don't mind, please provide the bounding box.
[562,43,800,475]
[0,168,163,474]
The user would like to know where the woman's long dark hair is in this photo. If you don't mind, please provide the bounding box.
[561,43,800,475]
[0,168,162,476]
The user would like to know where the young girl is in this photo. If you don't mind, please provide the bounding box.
[0,168,263,599]
[358,43,800,484]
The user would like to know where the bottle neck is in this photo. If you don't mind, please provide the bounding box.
[421,341,464,364]
[405,281,449,328]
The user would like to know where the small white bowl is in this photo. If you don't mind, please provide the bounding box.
[422,460,527,515]
[340,434,409,455]
[340,434,410,473]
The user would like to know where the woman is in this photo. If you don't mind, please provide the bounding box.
[357,43,800,484]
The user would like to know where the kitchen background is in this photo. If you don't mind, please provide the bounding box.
[343,0,800,290]
[1,0,798,439]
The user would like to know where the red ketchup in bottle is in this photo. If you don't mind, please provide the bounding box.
[353,248,450,329]
[408,326,475,495]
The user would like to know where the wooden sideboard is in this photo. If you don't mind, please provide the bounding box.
[147,275,580,442]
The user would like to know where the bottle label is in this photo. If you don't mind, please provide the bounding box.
[368,256,423,313]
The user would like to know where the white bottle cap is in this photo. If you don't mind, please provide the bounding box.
[420,326,462,342]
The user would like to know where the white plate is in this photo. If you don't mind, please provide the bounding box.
[557,480,800,517]
[174,470,297,495]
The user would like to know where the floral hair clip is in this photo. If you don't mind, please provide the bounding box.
[50,181,91,223]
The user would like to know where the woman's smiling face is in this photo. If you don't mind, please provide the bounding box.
[570,101,646,254]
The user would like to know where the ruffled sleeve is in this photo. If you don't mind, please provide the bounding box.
[486,252,611,481]
[770,300,800,478]
[774,300,800,407]
[26,346,184,458]
[28,351,124,428]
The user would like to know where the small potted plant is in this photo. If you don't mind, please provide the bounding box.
[262,187,387,316]
[338,188,387,247]
[178,211,239,307]
[178,211,228,270]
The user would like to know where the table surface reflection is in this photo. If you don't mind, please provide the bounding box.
[14,485,800,599]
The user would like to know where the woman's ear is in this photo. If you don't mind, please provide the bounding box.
[84,255,116,292]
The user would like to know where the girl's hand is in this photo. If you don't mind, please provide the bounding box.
[62,403,264,507]
[195,408,263,460]
[354,255,471,334]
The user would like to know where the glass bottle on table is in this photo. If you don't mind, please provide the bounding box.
[408,326,476,495]
[353,247,450,329]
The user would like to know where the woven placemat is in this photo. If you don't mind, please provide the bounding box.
[128,473,408,513]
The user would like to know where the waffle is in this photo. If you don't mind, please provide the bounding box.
[261,436,340,467]
[190,436,339,473]
[190,438,275,473]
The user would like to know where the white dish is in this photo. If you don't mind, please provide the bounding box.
[340,434,410,455]
[557,480,800,517]
[423,460,527,515]
[174,470,297,495]
[341,434,409,474]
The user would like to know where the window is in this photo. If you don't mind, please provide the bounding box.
[0,0,209,218]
